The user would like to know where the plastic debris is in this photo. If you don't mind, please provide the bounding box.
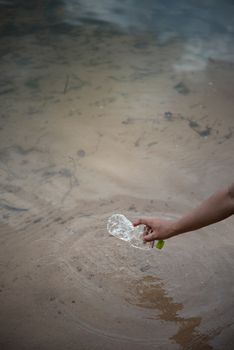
[107,214,165,250]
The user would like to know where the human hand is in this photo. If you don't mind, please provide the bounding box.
[133,217,175,242]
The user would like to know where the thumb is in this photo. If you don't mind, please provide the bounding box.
[133,218,149,227]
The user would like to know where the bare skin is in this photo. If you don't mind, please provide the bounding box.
[133,183,234,242]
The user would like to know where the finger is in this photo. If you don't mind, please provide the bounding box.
[143,226,152,237]
[143,232,155,242]
[132,219,141,226]
[133,218,151,227]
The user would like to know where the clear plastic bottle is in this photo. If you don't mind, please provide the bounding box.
[107,214,164,250]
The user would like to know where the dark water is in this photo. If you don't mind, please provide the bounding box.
[1,0,234,69]
[1,1,234,38]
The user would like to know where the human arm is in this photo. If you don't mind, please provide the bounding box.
[133,183,234,242]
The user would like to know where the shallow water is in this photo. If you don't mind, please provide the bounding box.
[0,1,234,349]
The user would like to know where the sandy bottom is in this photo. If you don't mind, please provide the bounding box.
[0,24,234,350]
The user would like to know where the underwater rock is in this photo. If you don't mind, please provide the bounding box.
[188,120,211,138]
[77,149,86,157]
[174,82,190,95]
[164,111,173,121]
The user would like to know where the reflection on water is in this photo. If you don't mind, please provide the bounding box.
[127,276,218,350]
[0,1,234,350]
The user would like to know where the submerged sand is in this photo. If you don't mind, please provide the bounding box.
[0,20,234,350]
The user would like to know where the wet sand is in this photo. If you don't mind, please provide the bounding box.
[0,6,234,350]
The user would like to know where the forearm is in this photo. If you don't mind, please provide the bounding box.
[170,185,234,237]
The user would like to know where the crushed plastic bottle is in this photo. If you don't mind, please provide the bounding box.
[107,214,165,250]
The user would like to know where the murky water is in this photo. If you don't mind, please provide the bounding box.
[0,1,234,349]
